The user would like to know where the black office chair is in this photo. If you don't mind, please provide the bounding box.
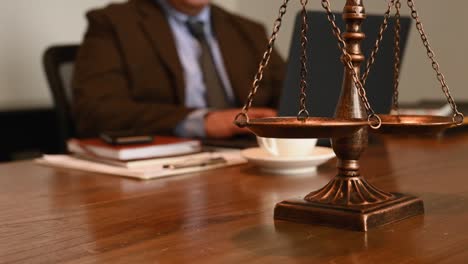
[43,44,80,153]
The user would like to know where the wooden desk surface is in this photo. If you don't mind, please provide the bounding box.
[1,133,468,263]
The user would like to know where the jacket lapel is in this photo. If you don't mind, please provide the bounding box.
[211,6,251,106]
[135,0,185,103]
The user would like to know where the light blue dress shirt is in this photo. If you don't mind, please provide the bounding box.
[156,0,235,138]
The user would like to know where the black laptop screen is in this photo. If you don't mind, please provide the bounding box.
[279,11,412,118]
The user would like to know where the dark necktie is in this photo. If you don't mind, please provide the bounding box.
[186,20,230,109]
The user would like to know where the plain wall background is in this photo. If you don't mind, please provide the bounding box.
[0,0,123,110]
[234,0,468,105]
[0,0,466,110]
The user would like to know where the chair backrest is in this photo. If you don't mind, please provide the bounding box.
[279,11,412,118]
[43,44,79,153]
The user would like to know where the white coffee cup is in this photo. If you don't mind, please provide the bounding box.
[257,136,318,157]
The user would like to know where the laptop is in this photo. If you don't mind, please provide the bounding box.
[278,11,412,146]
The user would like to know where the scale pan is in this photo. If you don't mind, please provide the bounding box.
[372,115,455,135]
[243,117,368,138]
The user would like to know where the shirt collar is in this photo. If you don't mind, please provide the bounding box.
[156,0,212,35]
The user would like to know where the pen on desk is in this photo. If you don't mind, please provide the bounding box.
[163,157,227,170]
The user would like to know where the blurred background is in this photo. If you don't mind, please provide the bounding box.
[0,0,466,160]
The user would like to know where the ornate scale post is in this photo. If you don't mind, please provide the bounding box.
[235,0,462,231]
[333,0,370,184]
[305,0,395,207]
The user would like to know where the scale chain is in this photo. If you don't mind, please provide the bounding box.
[235,0,290,127]
[321,0,381,129]
[392,0,402,113]
[406,0,464,124]
[297,0,310,121]
[361,0,395,87]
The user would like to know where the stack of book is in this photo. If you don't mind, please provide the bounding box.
[37,136,246,180]
[67,136,202,168]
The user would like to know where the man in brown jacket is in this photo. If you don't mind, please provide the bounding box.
[73,0,285,138]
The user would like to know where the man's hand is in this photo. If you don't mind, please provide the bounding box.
[204,108,276,139]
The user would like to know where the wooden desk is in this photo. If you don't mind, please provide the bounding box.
[1,133,468,263]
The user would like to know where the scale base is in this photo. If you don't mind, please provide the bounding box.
[274,193,424,231]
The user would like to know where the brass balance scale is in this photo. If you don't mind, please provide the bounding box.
[234,0,465,231]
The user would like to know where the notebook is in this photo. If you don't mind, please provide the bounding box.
[37,149,247,180]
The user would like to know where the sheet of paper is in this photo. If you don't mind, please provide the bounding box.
[36,150,247,180]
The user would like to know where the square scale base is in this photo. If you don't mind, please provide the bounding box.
[274,193,424,231]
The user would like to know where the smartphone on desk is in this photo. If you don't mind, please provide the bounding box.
[100,130,154,145]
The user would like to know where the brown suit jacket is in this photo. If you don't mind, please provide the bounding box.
[73,0,285,137]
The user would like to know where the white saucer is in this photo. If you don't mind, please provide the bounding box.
[241,147,335,175]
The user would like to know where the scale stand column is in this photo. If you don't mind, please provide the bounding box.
[274,0,424,231]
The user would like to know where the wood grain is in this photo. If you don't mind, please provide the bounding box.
[1,133,468,263]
